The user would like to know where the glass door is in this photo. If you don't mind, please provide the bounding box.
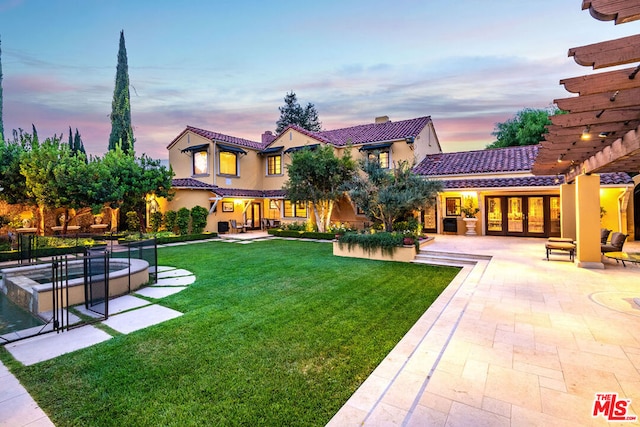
[507,197,524,233]
[549,196,561,236]
[527,197,545,235]
[487,197,503,232]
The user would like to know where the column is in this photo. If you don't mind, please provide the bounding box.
[575,174,603,269]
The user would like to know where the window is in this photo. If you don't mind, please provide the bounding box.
[267,154,282,175]
[368,150,390,168]
[193,150,208,175]
[284,200,307,218]
[445,197,461,216]
[219,151,238,176]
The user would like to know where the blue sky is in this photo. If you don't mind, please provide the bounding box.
[0,0,637,159]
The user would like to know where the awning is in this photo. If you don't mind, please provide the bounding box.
[180,143,209,153]
[358,142,392,152]
[218,144,247,155]
[258,146,284,155]
[284,144,320,154]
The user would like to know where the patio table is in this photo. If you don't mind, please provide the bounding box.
[604,251,640,267]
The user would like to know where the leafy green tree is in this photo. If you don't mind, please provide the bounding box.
[486,107,560,149]
[19,134,68,233]
[275,91,322,134]
[283,144,356,232]
[108,30,134,153]
[349,159,442,232]
[101,147,173,232]
[0,138,28,205]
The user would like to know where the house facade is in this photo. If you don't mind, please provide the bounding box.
[163,116,442,233]
[414,145,635,239]
[162,117,635,239]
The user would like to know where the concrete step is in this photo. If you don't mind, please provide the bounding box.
[413,250,491,267]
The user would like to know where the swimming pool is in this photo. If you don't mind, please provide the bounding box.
[0,292,44,335]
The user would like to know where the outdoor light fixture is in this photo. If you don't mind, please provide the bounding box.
[598,131,609,138]
[554,175,560,184]
[557,154,564,163]
[581,126,591,140]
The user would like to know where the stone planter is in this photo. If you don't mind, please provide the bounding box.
[463,217,478,236]
[333,241,417,263]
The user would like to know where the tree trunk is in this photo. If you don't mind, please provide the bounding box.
[37,205,45,236]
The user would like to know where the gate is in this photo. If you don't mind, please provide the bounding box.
[84,249,110,319]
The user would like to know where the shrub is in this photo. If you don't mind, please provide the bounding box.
[176,207,191,235]
[125,211,140,232]
[164,210,177,233]
[190,206,209,234]
[338,231,404,255]
[150,211,164,233]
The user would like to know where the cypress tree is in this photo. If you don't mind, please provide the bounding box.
[74,128,86,157]
[108,30,134,153]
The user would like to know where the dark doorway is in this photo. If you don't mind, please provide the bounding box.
[634,184,640,240]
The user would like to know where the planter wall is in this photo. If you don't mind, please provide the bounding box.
[333,241,417,263]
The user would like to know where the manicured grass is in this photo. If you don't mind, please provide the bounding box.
[2,239,459,426]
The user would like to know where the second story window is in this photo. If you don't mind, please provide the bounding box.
[219,151,238,176]
[193,150,208,175]
[267,154,282,175]
[368,150,390,169]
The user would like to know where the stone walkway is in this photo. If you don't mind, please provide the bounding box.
[328,235,640,426]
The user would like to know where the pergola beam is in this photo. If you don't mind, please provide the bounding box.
[561,66,640,95]
[569,34,640,69]
[582,0,640,24]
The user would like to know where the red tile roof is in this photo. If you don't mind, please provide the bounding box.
[415,145,633,189]
[414,145,538,176]
[167,126,264,151]
[281,116,432,147]
[171,178,216,190]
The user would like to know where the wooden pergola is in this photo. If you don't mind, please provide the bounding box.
[532,0,640,181]
[531,0,640,268]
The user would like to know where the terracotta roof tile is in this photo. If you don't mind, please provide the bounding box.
[414,145,539,175]
[185,126,264,150]
[171,178,216,190]
[315,116,431,146]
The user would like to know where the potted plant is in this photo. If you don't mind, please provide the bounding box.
[461,197,480,236]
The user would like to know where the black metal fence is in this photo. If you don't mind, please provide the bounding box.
[1,236,156,345]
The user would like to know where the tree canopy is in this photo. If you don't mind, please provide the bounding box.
[1,130,173,234]
[349,159,442,232]
[282,144,356,232]
[108,30,134,153]
[486,107,560,149]
[275,92,322,134]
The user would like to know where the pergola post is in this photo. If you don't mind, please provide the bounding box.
[575,174,603,269]
[560,183,576,240]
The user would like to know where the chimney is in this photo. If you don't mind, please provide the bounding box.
[262,131,276,144]
[375,116,390,124]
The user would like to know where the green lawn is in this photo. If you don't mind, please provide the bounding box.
[2,239,459,427]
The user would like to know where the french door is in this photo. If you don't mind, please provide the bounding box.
[486,195,560,237]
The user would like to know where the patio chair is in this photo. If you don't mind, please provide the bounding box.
[601,228,611,245]
[229,219,244,233]
[601,232,628,254]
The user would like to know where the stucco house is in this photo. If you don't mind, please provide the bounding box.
[413,144,635,239]
[162,116,636,240]
[163,116,442,233]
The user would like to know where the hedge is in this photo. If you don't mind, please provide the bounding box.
[267,229,336,240]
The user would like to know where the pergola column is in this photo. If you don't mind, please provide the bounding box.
[575,174,603,269]
[560,183,576,240]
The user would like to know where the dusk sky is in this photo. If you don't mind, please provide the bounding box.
[0,1,638,160]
